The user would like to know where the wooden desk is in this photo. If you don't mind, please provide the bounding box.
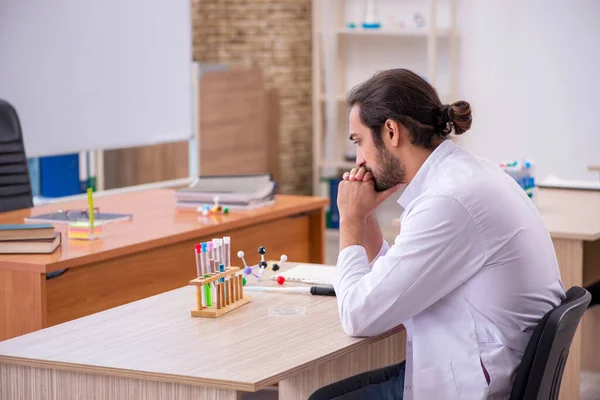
[0,190,328,343]
[535,187,600,400]
[0,265,405,400]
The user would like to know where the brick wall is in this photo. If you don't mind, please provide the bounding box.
[191,0,313,195]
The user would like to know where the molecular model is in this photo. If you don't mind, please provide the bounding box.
[237,246,287,284]
[197,196,229,216]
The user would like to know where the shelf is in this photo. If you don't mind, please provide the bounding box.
[336,27,450,37]
[312,0,458,197]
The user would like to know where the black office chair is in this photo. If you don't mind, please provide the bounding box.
[509,286,591,400]
[585,280,600,308]
[0,99,34,212]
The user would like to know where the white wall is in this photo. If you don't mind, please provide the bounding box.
[456,0,600,181]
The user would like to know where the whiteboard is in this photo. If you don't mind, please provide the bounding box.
[0,0,193,157]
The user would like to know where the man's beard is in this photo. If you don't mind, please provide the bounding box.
[366,145,405,192]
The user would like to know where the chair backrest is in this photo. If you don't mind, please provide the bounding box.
[510,286,591,400]
[0,99,33,212]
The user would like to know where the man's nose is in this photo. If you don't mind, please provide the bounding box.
[356,147,365,167]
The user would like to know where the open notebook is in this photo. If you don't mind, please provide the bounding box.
[537,175,600,191]
[272,263,337,286]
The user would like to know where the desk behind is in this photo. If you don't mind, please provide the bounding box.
[0,190,328,341]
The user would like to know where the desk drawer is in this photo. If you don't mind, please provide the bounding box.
[45,214,311,327]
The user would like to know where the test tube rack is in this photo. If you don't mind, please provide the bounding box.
[188,266,251,318]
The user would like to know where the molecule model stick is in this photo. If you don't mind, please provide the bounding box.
[238,250,259,279]
[236,246,288,284]
[271,254,288,272]
[257,246,269,281]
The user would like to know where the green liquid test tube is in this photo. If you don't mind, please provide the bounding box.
[204,275,212,306]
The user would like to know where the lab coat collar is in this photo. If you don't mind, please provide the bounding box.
[398,139,458,208]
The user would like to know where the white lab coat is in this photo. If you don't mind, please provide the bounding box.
[334,140,565,399]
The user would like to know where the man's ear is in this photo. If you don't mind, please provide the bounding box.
[384,119,403,147]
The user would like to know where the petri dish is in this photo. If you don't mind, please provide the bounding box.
[268,305,306,317]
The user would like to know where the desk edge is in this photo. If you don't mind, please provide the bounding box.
[0,325,403,393]
[0,355,257,392]
[253,326,406,390]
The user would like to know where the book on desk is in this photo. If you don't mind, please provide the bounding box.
[0,223,61,254]
[174,174,277,210]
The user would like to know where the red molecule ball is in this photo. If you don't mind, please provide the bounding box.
[276,276,285,285]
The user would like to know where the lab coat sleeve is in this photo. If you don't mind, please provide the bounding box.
[369,240,390,269]
[334,195,487,337]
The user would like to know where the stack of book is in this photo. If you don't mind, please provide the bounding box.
[0,223,61,254]
[174,174,277,210]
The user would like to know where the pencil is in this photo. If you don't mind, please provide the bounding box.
[87,187,94,234]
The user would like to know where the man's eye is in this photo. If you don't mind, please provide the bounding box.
[353,141,359,145]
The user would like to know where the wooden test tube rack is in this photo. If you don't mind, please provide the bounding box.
[188,266,251,318]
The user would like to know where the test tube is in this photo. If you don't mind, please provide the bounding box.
[207,241,214,263]
[216,239,224,268]
[201,242,209,274]
[196,244,206,308]
[211,277,216,304]
[220,263,226,298]
[223,236,231,267]
[212,239,219,274]
[204,274,212,307]
[212,238,220,266]
[194,244,202,278]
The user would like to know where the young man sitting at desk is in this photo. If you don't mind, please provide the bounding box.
[310,69,565,400]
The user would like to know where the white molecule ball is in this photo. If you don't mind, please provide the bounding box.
[280,254,288,262]
[237,250,245,258]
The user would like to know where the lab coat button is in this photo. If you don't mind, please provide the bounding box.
[407,340,412,347]
[405,385,412,391]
